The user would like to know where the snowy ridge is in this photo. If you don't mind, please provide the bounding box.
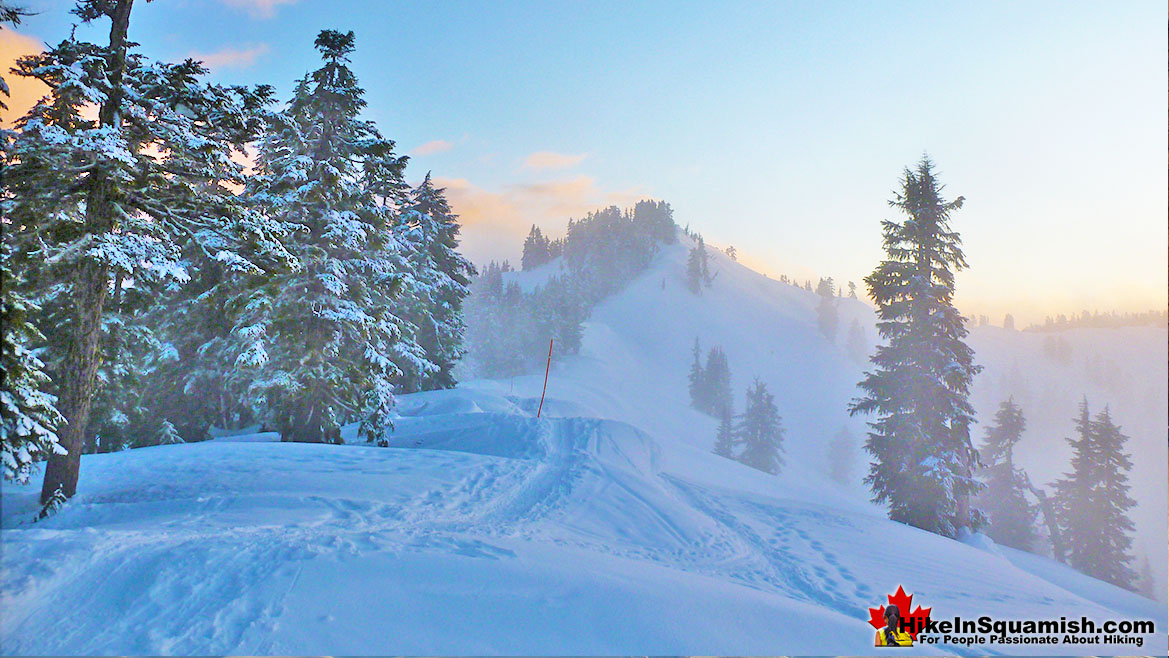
[2,240,1165,655]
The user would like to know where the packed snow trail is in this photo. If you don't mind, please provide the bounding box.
[2,387,1163,654]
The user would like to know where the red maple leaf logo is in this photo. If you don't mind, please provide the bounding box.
[866,585,933,640]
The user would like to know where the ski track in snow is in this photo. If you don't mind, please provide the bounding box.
[4,399,1161,655]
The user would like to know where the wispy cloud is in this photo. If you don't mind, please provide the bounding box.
[522,151,587,171]
[189,44,270,71]
[0,27,46,127]
[432,174,649,265]
[219,0,298,19]
[412,139,454,156]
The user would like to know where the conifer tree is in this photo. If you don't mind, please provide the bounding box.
[848,157,983,538]
[827,426,855,485]
[0,2,29,111]
[1137,555,1155,599]
[848,281,858,299]
[631,199,676,244]
[398,173,474,390]
[713,406,736,459]
[239,30,416,444]
[4,0,285,502]
[1054,400,1137,590]
[1003,313,1015,330]
[153,419,185,446]
[686,244,705,294]
[816,277,838,341]
[977,398,1036,550]
[685,235,712,294]
[736,378,785,474]
[687,337,704,409]
[1,240,65,483]
[702,346,732,417]
[522,225,552,270]
[2,5,59,484]
[846,318,867,364]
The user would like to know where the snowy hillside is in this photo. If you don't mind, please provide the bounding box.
[2,239,1164,655]
[498,237,1168,591]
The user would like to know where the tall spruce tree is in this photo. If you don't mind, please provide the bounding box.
[977,398,1036,550]
[1,2,65,481]
[3,0,285,502]
[848,157,983,538]
[239,30,417,444]
[736,378,785,474]
[397,173,474,391]
[1054,400,1137,590]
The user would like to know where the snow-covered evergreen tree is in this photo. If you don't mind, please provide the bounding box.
[704,347,732,417]
[848,157,983,538]
[713,406,736,459]
[0,2,29,111]
[687,337,704,409]
[685,236,712,294]
[153,419,185,446]
[977,398,1036,551]
[688,342,733,418]
[239,30,417,444]
[736,378,785,475]
[1054,400,1137,590]
[1,240,65,483]
[395,173,474,391]
[631,199,676,244]
[522,225,553,271]
[3,1,58,482]
[3,0,286,502]
[816,277,838,341]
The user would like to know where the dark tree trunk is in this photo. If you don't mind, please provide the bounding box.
[39,0,135,505]
[1025,474,1067,563]
[40,260,108,501]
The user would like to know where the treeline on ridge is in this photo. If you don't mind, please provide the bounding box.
[465,201,676,377]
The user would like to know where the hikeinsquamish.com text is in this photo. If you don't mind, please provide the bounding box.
[911,615,1155,648]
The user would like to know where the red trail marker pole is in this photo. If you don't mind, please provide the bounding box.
[537,338,553,418]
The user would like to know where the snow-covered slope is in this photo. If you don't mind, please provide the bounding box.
[2,239,1164,655]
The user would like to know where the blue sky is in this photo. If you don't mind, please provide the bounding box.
[4,0,1165,323]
